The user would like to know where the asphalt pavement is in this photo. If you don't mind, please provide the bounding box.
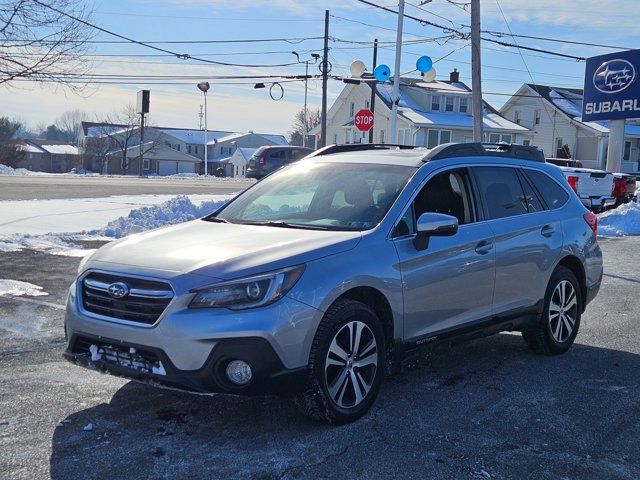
[0,175,254,200]
[1,238,639,479]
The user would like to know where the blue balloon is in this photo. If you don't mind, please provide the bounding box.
[374,64,391,82]
[416,56,433,73]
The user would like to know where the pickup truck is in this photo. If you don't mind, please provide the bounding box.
[556,166,615,212]
[612,173,637,207]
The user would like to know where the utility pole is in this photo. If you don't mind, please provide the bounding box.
[320,9,329,148]
[303,60,309,147]
[369,38,378,144]
[198,105,204,130]
[471,0,483,142]
[138,112,145,176]
[389,0,405,145]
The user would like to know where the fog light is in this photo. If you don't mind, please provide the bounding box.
[226,360,253,385]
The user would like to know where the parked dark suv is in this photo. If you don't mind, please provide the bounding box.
[246,146,313,179]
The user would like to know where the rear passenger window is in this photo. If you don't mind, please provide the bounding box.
[525,170,569,210]
[516,170,544,212]
[473,167,528,220]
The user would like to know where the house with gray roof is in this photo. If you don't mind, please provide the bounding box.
[310,69,531,150]
[500,83,640,172]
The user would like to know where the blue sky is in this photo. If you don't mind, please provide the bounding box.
[1,0,639,135]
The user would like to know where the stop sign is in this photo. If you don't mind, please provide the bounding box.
[354,109,375,132]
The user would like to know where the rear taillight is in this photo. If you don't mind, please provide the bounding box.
[583,212,598,237]
[567,175,579,193]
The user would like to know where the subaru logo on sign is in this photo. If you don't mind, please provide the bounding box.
[107,282,129,298]
[593,59,636,94]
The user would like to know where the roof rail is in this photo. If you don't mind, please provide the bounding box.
[422,143,545,163]
[306,143,416,158]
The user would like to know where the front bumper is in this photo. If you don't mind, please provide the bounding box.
[579,196,616,210]
[64,334,306,395]
[65,272,322,395]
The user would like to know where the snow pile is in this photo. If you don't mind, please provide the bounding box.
[96,195,229,239]
[0,164,36,175]
[598,202,640,237]
[0,233,91,256]
[0,279,48,297]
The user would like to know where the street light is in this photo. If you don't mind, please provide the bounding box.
[291,52,320,148]
[197,81,210,176]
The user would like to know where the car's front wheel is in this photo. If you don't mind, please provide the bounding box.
[294,299,385,424]
[522,266,582,355]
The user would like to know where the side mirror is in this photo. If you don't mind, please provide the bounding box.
[413,213,459,251]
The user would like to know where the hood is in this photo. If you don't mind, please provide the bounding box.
[88,219,362,280]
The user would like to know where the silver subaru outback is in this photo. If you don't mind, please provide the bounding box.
[65,143,603,424]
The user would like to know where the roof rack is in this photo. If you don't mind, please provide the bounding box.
[305,143,416,158]
[422,143,545,163]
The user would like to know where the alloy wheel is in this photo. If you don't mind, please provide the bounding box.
[549,280,578,343]
[324,320,378,409]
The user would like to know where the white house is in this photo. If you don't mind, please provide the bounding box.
[311,70,531,149]
[220,147,257,178]
[499,83,640,172]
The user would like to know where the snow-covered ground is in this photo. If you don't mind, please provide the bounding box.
[598,202,640,237]
[0,194,233,256]
[0,279,48,297]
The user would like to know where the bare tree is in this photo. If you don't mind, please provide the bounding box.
[288,107,321,146]
[0,0,93,88]
[86,104,163,175]
[55,109,88,144]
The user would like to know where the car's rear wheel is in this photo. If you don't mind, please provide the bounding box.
[294,299,385,424]
[522,266,582,355]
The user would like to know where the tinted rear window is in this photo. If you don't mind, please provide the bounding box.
[525,170,569,210]
[473,167,528,220]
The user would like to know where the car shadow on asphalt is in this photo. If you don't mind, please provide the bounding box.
[49,333,640,479]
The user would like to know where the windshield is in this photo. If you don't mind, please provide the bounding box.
[213,161,415,231]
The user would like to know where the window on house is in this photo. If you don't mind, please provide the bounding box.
[427,129,452,148]
[431,95,440,111]
[555,138,564,157]
[523,139,531,146]
[187,145,192,154]
[398,128,411,145]
[349,102,355,118]
[445,96,454,112]
[142,158,150,171]
[514,111,521,124]
[459,97,468,113]
[489,133,511,144]
[624,140,632,161]
[380,130,385,144]
[193,145,198,155]
[534,110,541,125]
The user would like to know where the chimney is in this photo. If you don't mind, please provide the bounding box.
[449,69,460,83]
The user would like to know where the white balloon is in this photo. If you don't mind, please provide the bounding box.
[350,60,366,78]
[421,67,437,82]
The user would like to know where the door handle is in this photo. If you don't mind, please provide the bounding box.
[475,240,493,255]
[541,225,556,237]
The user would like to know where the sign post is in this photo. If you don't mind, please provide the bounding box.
[354,109,375,136]
[583,49,640,172]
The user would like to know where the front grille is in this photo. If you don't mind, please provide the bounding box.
[81,272,174,325]
[73,336,163,375]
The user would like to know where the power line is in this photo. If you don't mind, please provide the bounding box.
[3,36,324,45]
[96,11,320,22]
[355,0,588,61]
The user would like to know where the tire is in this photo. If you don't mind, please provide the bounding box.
[522,266,582,355]
[294,299,386,425]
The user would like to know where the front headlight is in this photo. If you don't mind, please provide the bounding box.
[189,265,305,310]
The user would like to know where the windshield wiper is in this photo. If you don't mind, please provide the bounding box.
[203,216,230,223]
[242,220,331,230]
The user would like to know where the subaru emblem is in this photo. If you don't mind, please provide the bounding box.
[593,59,636,94]
[107,282,129,298]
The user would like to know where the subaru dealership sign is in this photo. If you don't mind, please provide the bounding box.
[583,49,640,122]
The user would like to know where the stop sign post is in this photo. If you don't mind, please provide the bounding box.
[354,109,375,132]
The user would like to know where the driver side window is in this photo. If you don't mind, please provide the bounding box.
[393,168,475,237]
